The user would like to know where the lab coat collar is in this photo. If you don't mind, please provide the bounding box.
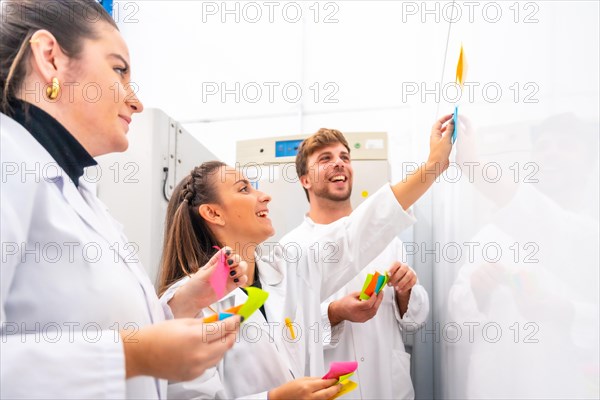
[213,286,243,306]
[209,287,279,340]
[1,112,61,181]
[60,172,144,273]
[255,251,284,286]
[303,214,315,226]
[302,213,348,228]
[60,178,117,246]
[0,112,92,185]
[2,112,121,251]
[8,99,97,186]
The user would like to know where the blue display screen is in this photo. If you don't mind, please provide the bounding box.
[275,139,303,157]
[96,0,113,16]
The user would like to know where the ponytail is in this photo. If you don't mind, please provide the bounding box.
[157,161,225,296]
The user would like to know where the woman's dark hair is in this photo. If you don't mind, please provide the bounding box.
[0,0,117,114]
[157,161,226,296]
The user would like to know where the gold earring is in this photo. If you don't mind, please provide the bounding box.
[46,77,60,100]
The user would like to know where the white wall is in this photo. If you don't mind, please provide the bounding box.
[433,2,599,399]
[115,1,599,398]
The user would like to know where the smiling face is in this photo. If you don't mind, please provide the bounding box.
[59,22,143,156]
[22,21,144,157]
[206,165,274,246]
[301,142,354,203]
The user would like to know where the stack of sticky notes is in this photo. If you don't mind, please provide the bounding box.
[359,271,389,300]
[323,361,359,399]
[203,287,269,323]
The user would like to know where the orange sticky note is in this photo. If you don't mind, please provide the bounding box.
[224,304,243,314]
[456,44,468,87]
[364,272,381,296]
[202,314,219,323]
[359,274,373,300]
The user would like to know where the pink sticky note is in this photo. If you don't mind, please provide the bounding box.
[322,361,358,380]
[209,246,228,299]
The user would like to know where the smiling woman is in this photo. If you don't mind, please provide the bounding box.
[0,1,246,399]
[1,1,143,156]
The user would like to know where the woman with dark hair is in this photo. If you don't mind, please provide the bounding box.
[158,115,454,399]
[0,1,246,398]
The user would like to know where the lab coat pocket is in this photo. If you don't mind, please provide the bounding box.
[391,349,415,399]
[280,308,305,379]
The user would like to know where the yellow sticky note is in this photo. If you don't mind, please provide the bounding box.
[329,380,358,400]
[238,287,269,321]
[456,44,468,87]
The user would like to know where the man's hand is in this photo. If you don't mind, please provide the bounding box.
[327,290,384,327]
[388,261,417,294]
[388,261,418,317]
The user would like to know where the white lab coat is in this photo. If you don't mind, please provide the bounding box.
[281,217,429,399]
[162,185,416,399]
[0,112,170,399]
[164,274,293,400]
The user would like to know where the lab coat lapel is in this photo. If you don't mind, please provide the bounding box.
[70,179,141,272]
[76,182,167,400]
[63,179,164,323]
[59,177,118,247]
[234,287,248,304]
[212,287,244,311]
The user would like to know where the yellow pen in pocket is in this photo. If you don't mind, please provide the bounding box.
[284,317,296,340]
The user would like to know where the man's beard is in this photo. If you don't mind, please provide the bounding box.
[313,182,352,202]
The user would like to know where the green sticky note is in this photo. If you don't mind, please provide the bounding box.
[364,272,381,297]
[359,274,373,300]
[360,274,373,293]
[382,272,389,287]
[339,372,354,382]
[238,287,269,321]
